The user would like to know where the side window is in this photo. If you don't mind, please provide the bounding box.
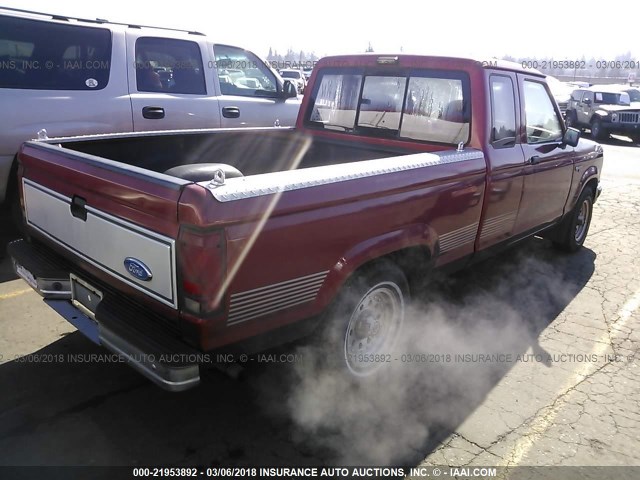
[135,37,206,95]
[582,91,594,104]
[213,45,277,97]
[489,75,516,147]
[571,90,583,102]
[0,15,111,90]
[523,80,562,144]
[309,73,362,128]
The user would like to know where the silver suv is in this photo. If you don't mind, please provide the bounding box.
[565,86,640,143]
[0,7,300,215]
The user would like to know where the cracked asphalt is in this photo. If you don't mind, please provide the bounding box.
[418,138,640,472]
[0,136,638,472]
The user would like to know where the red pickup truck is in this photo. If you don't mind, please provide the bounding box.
[9,54,603,391]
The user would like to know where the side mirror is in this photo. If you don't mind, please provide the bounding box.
[583,98,592,105]
[282,80,298,98]
[563,127,580,147]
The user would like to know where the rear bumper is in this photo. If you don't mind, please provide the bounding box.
[8,239,200,392]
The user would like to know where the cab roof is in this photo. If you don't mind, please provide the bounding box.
[314,53,545,77]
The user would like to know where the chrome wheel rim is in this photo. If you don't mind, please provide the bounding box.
[575,198,591,243]
[344,282,404,376]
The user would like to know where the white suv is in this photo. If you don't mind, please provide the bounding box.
[279,69,307,94]
[0,7,300,211]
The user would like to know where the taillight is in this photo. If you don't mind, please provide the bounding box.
[177,227,225,316]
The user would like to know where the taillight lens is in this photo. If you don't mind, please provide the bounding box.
[177,227,225,316]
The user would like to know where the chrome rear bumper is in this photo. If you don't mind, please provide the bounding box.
[8,239,200,392]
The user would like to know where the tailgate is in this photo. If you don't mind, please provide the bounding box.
[19,141,187,309]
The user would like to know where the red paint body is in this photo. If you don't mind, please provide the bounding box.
[17,54,603,353]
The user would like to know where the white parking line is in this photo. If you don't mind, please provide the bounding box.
[501,288,640,470]
[0,288,32,301]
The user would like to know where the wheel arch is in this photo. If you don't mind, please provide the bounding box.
[316,224,437,310]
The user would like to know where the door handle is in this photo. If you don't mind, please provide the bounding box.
[528,155,541,165]
[70,195,87,221]
[142,106,165,119]
[222,106,240,119]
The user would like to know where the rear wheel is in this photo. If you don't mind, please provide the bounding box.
[553,186,594,252]
[326,259,408,377]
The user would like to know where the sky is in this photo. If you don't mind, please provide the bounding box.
[2,0,638,60]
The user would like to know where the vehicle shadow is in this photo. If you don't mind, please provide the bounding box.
[0,237,595,468]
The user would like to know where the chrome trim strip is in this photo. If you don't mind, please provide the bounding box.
[230,271,328,300]
[230,287,322,316]
[231,281,325,308]
[228,295,319,326]
[39,289,72,296]
[228,270,329,325]
[23,178,178,309]
[439,222,479,253]
[479,211,517,240]
[205,150,485,202]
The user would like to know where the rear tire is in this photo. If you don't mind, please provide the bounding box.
[552,186,594,253]
[324,259,409,377]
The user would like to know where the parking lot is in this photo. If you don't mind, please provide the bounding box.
[0,135,639,472]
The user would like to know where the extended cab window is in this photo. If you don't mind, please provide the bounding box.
[523,80,562,144]
[309,73,362,129]
[490,75,516,147]
[0,15,111,90]
[308,69,469,145]
[135,37,206,95]
[213,44,277,97]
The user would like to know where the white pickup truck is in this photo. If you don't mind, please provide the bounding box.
[0,6,300,211]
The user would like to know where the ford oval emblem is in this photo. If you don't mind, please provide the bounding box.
[124,257,153,282]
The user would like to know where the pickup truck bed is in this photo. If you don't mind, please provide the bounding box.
[58,129,415,175]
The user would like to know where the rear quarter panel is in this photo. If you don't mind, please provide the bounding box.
[179,152,487,350]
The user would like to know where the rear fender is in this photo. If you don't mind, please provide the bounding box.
[316,223,437,308]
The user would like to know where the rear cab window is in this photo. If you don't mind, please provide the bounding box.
[305,68,470,145]
[0,15,111,90]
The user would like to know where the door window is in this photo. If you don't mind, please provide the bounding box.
[213,44,277,97]
[135,37,206,94]
[523,80,562,144]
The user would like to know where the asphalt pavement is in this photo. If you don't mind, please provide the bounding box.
[0,135,639,475]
